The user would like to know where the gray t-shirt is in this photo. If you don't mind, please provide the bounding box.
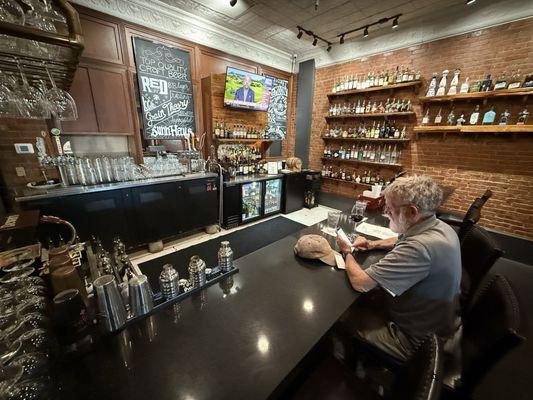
[365,215,461,343]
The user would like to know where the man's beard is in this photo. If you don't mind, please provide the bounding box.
[389,210,410,234]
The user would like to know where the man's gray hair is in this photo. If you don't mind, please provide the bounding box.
[383,175,443,216]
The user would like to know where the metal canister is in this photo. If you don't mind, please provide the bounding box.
[218,241,234,273]
[188,256,206,289]
[159,264,179,300]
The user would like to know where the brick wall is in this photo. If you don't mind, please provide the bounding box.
[305,18,533,239]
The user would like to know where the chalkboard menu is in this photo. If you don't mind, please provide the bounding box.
[265,77,288,140]
[133,37,196,139]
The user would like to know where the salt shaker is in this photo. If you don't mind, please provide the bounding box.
[159,264,179,300]
[188,256,206,289]
[218,241,234,273]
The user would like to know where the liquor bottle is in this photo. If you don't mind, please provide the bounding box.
[494,72,507,90]
[426,73,438,97]
[369,145,376,162]
[391,145,398,164]
[341,169,346,180]
[507,70,522,89]
[434,108,443,125]
[220,123,225,138]
[214,122,220,138]
[498,109,510,126]
[400,126,406,139]
[459,77,470,94]
[456,114,466,126]
[422,109,430,125]
[321,165,326,177]
[365,100,371,113]
[469,78,482,93]
[447,69,460,95]
[517,107,529,125]
[374,123,381,139]
[480,74,492,92]
[524,72,533,88]
[447,108,455,125]
[436,70,449,96]
[482,106,496,125]
[469,105,481,125]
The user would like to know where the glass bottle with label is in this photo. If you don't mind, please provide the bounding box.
[498,109,510,126]
[426,73,438,97]
[456,114,466,126]
[517,107,529,125]
[459,77,470,94]
[480,74,493,92]
[469,105,481,125]
[447,109,455,125]
[482,106,496,125]
[507,70,522,89]
[469,77,482,93]
[422,109,430,125]
[434,108,443,125]
[494,72,508,90]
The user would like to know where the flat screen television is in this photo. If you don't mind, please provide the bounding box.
[223,67,273,111]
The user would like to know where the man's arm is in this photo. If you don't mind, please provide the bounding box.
[344,253,378,292]
[353,236,397,251]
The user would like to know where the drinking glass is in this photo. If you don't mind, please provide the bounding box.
[327,210,342,230]
[0,0,25,24]
[43,66,77,121]
[15,61,50,119]
[350,200,368,222]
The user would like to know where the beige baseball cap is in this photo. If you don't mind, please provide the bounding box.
[294,234,345,269]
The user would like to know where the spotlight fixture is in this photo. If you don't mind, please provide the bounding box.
[340,35,345,44]
[312,36,318,46]
[363,26,369,37]
[327,44,332,52]
[230,0,237,6]
[297,29,303,39]
[296,25,333,51]
[337,13,401,44]
[466,0,476,4]
[315,0,319,11]
[392,17,399,29]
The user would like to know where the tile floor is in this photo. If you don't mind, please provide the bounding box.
[129,205,341,272]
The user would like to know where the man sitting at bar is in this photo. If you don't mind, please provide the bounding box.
[336,175,461,360]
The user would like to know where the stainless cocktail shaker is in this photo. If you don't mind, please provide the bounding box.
[128,274,154,317]
[218,241,234,273]
[188,256,206,289]
[93,274,127,333]
[159,264,179,300]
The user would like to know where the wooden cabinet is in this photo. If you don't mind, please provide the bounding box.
[62,65,134,136]
[79,15,123,65]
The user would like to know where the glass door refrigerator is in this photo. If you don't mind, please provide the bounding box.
[241,181,262,223]
[263,178,283,216]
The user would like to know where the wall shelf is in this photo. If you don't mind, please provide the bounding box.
[419,87,533,104]
[322,176,372,187]
[325,111,416,120]
[214,138,275,143]
[327,80,422,99]
[322,137,411,143]
[413,124,533,139]
[322,157,402,169]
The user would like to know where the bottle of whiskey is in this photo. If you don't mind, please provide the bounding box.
[507,70,522,89]
[494,72,508,90]
[480,74,493,92]
[469,105,481,125]
[422,109,430,125]
[434,108,443,125]
[469,78,481,93]
[517,107,529,125]
[498,109,511,126]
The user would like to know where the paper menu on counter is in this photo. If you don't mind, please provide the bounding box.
[355,222,398,240]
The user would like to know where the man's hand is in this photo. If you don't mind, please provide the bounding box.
[336,235,352,255]
[353,236,372,251]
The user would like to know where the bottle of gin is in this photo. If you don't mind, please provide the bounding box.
[469,105,481,125]
[422,109,430,125]
[456,114,466,126]
[447,109,455,125]
[459,77,470,94]
[482,106,496,125]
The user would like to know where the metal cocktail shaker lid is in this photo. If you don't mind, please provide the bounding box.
[159,264,179,301]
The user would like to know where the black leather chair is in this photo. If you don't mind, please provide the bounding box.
[446,274,526,397]
[291,334,443,400]
[460,224,503,311]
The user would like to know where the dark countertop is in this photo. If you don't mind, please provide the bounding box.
[15,172,218,202]
[223,173,285,186]
[54,212,389,400]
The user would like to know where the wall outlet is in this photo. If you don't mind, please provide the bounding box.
[15,166,26,177]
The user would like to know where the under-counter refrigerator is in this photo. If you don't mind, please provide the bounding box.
[264,178,283,215]
[241,181,262,222]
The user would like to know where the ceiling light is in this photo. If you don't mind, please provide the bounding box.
[392,17,399,29]
[297,30,303,39]
[327,44,332,52]
[340,35,345,44]
[312,36,318,46]
[363,26,369,37]
[315,0,319,11]
[466,0,476,4]
[230,0,237,6]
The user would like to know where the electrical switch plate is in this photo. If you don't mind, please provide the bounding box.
[15,167,26,177]
[14,143,34,154]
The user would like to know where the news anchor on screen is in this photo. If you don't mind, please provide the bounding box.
[234,75,255,103]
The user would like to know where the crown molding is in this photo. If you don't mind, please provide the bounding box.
[297,0,533,69]
[72,0,294,72]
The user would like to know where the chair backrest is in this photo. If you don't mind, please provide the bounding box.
[461,274,525,393]
[458,189,492,242]
[389,334,443,400]
[460,225,503,309]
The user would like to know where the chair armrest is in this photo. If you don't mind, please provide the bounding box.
[436,208,465,226]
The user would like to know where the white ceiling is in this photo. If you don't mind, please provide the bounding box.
[159,0,473,54]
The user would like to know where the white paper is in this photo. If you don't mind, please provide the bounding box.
[356,222,398,240]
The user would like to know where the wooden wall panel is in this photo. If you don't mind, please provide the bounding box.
[79,15,123,65]
[61,66,98,133]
